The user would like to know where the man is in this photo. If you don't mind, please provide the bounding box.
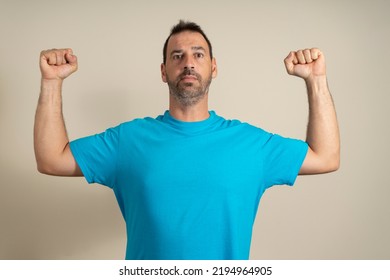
[34,20,340,259]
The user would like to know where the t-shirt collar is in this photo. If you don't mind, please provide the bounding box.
[162,110,218,134]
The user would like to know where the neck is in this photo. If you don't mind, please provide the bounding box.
[169,94,209,122]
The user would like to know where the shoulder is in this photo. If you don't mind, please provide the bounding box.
[214,114,274,144]
[110,115,172,141]
[116,115,162,130]
[217,114,269,134]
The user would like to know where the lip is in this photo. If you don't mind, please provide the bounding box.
[180,75,198,81]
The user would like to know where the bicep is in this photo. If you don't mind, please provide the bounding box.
[61,143,83,176]
[38,143,83,177]
[299,147,337,175]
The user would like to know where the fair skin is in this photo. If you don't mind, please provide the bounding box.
[34,48,82,176]
[161,31,217,121]
[34,31,339,176]
[284,49,340,174]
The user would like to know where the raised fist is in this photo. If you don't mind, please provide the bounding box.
[40,48,78,80]
[284,48,326,81]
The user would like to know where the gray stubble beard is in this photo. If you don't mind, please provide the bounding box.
[167,72,212,107]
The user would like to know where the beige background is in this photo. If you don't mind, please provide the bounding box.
[1,0,389,259]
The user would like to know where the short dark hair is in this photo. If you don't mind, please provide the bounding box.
[163,20,213,64]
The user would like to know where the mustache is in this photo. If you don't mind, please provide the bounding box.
[178,69,201,80]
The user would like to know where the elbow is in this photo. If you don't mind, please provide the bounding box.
[36,161,52,175]
[325,152,340,173]
[301,147,340,175]
[311,156,339,175]
[35,154,82,177]
[36,157,58,175]
[328,158,340,172]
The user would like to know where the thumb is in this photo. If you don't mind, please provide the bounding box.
[65,50,77,66]
[284,51,296,75]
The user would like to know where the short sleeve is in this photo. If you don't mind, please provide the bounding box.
[69,126,120,188]
[262,133,308,189]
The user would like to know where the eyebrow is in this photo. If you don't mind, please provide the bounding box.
[191,46,206,52]
[170,46,206,56]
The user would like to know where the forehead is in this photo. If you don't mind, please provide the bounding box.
[167,31,210,54]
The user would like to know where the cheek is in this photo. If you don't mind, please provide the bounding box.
[167,68,182,80]
[162,66,177,82]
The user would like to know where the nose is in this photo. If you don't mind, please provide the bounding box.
[183,55,195,70]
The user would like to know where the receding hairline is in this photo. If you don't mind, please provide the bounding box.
[163,21,213,64]
[166,32,210,54]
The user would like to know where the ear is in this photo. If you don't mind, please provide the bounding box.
[161,63,167,83]
[211,57,218,79]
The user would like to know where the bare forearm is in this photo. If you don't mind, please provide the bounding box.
[284,48,340,174]
[34,79,69,173]
[305,76,340,172]
[34,48,82,176]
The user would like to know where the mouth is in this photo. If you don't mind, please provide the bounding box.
[180,75,198,82]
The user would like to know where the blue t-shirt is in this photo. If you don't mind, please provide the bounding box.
[69,111,308,260]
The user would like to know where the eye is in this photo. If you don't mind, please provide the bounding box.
[172,54,182,60]
[195,53,204,59]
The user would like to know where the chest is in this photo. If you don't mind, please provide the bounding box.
[117,132,264,200]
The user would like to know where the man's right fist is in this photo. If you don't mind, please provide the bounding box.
[40,48,78,80]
